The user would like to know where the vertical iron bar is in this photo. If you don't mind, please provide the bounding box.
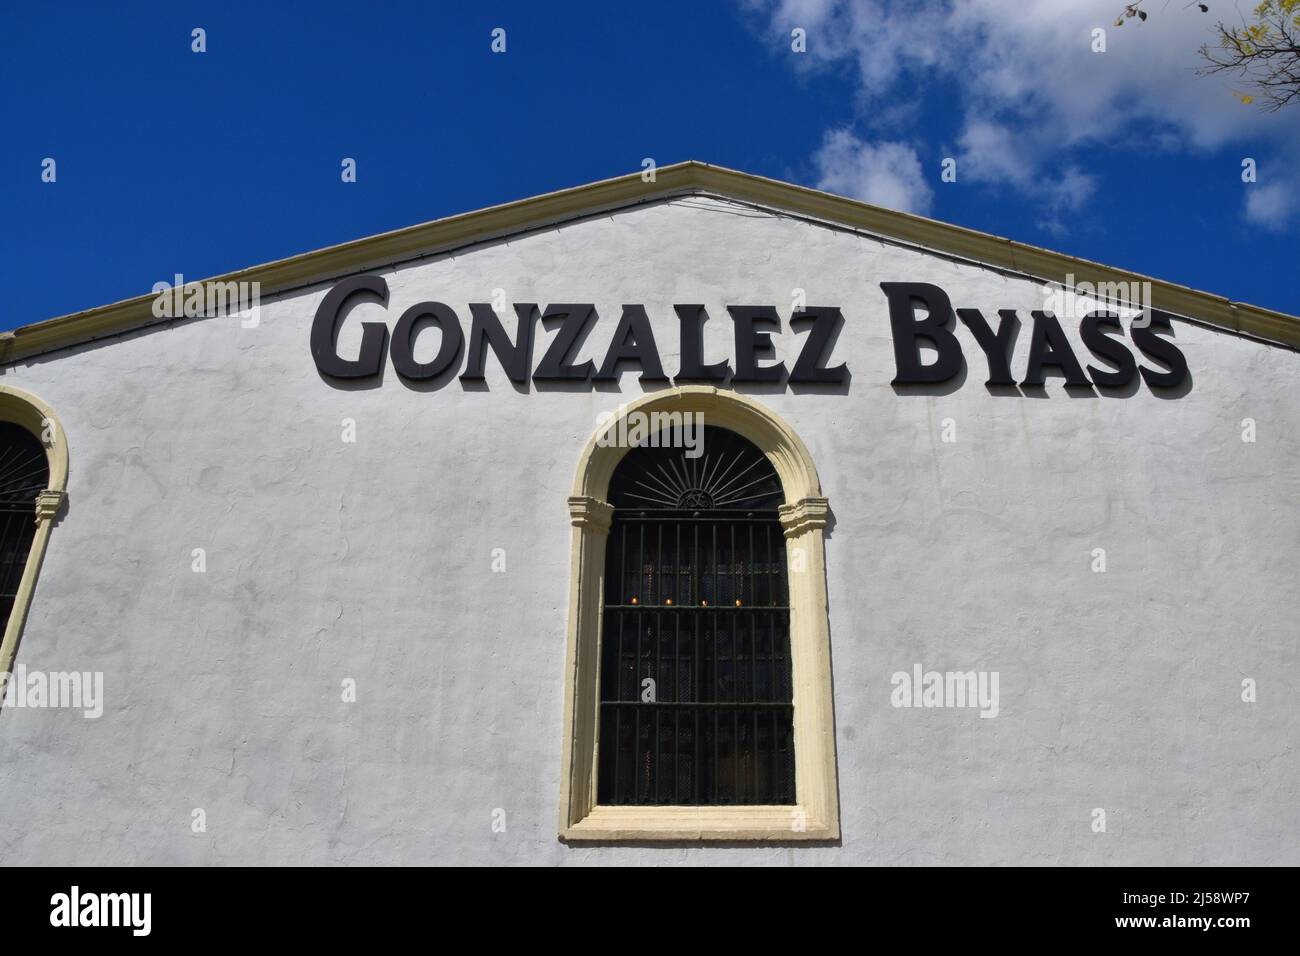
[654,625,661,802]
[0,512,20,600]
[712,523,719,606]
[748,523,756,608]
[634,601,641,803]
[654,522,663,802]
[693,612,701,805]
[638,523,646,605]
[732,610,739,804]
[713,707,720,806]
[752,609,759,803]
[771,524,778,607]
[681,520,691,608]
[770,708,778,805]
[769,609,777,801]
[673,590,680,804]
[733,709,740,805]
[674,524,682,701]
[730,522,737,606]
[712,608,718,803]
[765,523,772,606]
[656,521,664,604]
[613,607,622,803]
[619,526,626,800]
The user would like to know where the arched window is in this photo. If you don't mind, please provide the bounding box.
[560,387,838,841]
[0,385,68,686]
[599,426,794,806]
[0,422,51,628]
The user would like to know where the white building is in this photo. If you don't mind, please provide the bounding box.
[0,162,1295,864]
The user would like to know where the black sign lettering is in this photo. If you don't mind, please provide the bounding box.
[308,277,1190,393]
[881,282,964,385]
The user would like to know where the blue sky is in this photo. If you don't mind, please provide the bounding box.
[3,0,1297,330]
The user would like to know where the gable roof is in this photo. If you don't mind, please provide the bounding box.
[4,160,1297,364]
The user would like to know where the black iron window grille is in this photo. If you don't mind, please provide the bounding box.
[0,422,49,630]
[598,427,795,806]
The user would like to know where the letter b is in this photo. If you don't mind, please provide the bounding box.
[881,282,963,385]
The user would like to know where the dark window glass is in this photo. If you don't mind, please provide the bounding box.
[599,426,794,806]
[0,422,49,628]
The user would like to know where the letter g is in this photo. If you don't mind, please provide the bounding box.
[311,275,389,378]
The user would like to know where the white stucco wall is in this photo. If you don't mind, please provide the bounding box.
[0,196,1296,865]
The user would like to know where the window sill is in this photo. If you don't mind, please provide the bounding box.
[560,804,838,842]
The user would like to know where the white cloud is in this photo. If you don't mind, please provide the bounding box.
[813,130,934,214]
[1244,181,1296,230]
[954,119,1031,188]
[752,0,1300,230]
[760,0,945,89]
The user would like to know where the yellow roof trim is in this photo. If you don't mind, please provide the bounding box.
[3,160,1297,363]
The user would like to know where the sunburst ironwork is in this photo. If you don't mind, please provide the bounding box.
[608,426,783,511]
